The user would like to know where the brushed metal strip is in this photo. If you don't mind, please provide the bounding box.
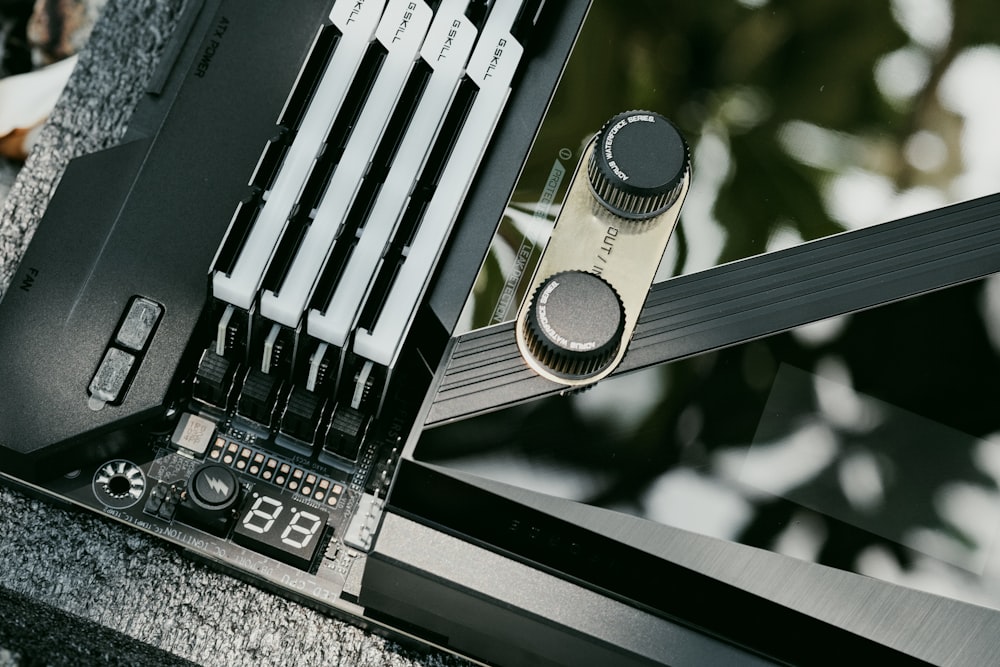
[427,193,1000,425]
[395,466,1000,665]
[367,511,782,666]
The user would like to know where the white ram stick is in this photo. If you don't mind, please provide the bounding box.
[211,0,385,310]
[353,1,526,367]
[307,0,478,348]
[259,0,435,328]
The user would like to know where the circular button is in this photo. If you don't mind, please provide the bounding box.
[189,464,240,511]
[587,110,689,220]
[523,271,625,378]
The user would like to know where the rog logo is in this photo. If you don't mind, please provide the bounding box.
[205,475,230,497]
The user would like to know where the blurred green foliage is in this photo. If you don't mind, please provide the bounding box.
[523,0,992,268]
[432,0,1000,600]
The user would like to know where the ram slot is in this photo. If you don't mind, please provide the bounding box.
[351,1,526,377]
[210,0,386,311]
[279,24,342,131]
[305,62,432,350]
[258,0,436,334]
[254,37,388,335]
[353,78,476,336]
[256,41,389,333]
[250,35,390,379]
[249,130,291,192]
[306,0,478,353]
[211,199,261,354]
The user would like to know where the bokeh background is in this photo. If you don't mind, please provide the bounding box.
[429,0,1000,615]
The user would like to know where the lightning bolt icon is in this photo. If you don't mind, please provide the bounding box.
[205,475,230,497]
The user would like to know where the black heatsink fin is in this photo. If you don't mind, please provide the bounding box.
[323,404,369,461]
[237,368,284,427]
[192,350,238,409]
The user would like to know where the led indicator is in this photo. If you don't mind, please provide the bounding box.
[233,485,329,569]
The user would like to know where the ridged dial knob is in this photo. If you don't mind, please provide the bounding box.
[523,271,625,378]
[587,110,689,220]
